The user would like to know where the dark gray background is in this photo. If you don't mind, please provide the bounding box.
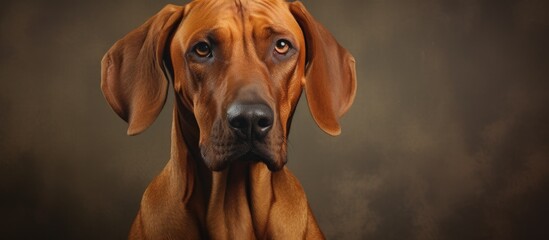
[1,0,548,239]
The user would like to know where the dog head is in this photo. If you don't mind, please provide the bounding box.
[101,0,356,171]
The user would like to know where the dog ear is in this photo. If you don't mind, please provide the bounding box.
[289,1,357,136]
[101,5,183,135]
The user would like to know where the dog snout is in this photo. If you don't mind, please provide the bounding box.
[227,102,274,140]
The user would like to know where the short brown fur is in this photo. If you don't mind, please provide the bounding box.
[101,0,356,239]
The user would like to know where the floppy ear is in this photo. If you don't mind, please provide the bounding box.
[289,1,357,136]
[101,5,183,135]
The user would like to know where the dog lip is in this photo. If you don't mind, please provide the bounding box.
[201,141,284,171]
[237,151,283,171]
[201,144,249,171]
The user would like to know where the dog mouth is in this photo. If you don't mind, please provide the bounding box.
[200,141,285,172]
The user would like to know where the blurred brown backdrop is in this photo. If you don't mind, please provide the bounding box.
[1,0,549,239]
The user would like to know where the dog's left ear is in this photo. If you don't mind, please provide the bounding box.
[290,1,357,136]
[101,5,184,135]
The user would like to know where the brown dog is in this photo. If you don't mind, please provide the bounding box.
[101,0,356,239]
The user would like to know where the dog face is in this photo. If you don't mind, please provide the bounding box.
[170,1,305,171]
[101,0,356,171]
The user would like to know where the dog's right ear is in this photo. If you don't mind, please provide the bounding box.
[101,5,184,135]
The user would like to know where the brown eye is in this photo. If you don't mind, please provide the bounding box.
[274,39,291,54]
[194,42,212,57]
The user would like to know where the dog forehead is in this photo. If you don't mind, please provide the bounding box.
[187,0,287,12]
[179,0,301,43]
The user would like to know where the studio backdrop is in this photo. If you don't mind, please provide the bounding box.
[1,0,548,239]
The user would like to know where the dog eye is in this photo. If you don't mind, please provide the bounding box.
[274,39,291,55]
[193,42,212,58]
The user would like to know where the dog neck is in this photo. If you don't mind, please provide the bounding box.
[167,95,293,238]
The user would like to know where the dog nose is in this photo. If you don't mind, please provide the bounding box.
[227,103,274,140]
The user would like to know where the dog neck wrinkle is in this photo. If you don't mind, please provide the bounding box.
[248,162,274,238]
[205,163,258,238]
[173,102,213,203]
[172,95,277,238]
[174,96,201,160]
[170,106,197,203]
